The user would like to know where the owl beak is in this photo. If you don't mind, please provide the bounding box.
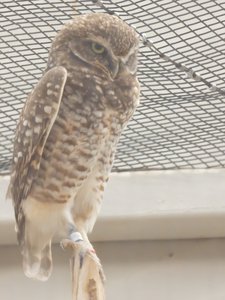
[120,55,138,75]
[108,59,119,80]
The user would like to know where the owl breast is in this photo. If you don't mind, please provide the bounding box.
[29,71,138,204]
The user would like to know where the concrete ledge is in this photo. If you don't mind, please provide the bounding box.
[1,169,225,245]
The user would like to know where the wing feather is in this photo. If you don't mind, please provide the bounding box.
[7,66,67,229]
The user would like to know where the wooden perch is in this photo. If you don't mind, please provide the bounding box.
[61,239,105,300]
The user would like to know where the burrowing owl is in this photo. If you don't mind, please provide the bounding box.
[7,13,139,281]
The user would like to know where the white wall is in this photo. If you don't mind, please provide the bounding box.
[1,239,225,300]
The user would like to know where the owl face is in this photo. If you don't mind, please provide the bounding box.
[51,13,139,80]
[68,37,120,79]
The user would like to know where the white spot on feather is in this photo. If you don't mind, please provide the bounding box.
[96,85,103,93]
[25,130,32,137]
[44,106,52,114]
[18,152,23,158]
[108,90,115,95]
[34,126,41,134]
[47,90,53,96]
[93,111,103,118]
[35,116,42,123]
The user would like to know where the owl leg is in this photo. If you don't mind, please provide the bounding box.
[61,222,105,281]
[75,224,103,271]
[61,223,95,259]
[61,222,94,250]
[60,223,85,251]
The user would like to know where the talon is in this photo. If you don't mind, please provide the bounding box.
[60,238,71,250]
[60,238,79,251]
[89,248,96,254]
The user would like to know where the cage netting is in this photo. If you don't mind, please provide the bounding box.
[1,0,225,174]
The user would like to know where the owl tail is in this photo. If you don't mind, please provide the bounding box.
[22,241,52,281]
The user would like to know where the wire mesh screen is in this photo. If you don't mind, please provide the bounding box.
[1,0,225,174]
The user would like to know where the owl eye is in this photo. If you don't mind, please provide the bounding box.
[91,42,105,54]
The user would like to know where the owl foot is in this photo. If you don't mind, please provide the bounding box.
[60,238,96,264]
[60,238,105,283]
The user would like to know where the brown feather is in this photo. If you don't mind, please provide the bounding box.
[7,66,67,244]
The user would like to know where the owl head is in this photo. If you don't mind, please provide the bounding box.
[50,13,139,80]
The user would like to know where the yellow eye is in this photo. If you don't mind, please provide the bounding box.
[91,42,105,54]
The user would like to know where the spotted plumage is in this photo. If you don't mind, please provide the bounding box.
[7,13,139,281]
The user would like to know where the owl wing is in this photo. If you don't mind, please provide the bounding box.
[7,66,67,226]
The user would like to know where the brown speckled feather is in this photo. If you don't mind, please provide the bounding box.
[8,66,67,237]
